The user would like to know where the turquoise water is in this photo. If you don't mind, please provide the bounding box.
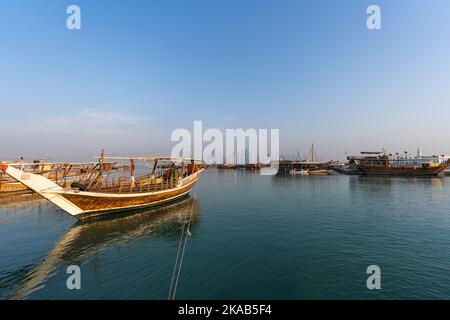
[1,170,450,299]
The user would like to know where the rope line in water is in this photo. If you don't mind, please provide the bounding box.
[168,194,195,300]
[168,216,186,300]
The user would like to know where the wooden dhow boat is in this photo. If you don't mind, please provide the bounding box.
[0,161,98,195]
[0,176,29,194]
[348,150,449,176]
[0,154,204,219]
[278,144,332,175]
[278,160,332,175]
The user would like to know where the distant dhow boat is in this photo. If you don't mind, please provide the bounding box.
[0,153,204,219]
[347,150,449,176]
[279,144,332,175]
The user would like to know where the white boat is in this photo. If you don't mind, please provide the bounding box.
[289,169,309,175]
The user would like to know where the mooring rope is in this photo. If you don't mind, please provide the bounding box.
[168,212,186,299]
[168,194,195,300]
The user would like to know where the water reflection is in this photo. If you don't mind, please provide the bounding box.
[349,175,444,190]
[270,173,331,197]
[0,193,42,208]
[348,176,394,195]
[9,197,200,299]
[347,176,446,205]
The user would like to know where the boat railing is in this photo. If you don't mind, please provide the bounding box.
[78,167,182,193]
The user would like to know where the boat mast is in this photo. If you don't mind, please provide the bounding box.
[99,149,105,176]
[130,159,135,178]
[130,159,135,190]
[151,159,158,177]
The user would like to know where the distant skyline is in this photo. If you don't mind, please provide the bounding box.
[1,0,450,161]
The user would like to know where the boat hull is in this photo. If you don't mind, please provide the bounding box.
[0,181,31,195]
[73,191,191,219]
[331,167,362,175]
[289,169,308,175]
[308,168,330,175]
[59,178,199,219]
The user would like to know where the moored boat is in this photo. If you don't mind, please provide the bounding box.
[279,144,332,175]
[289,168,309,175]
[0,154,204,220]
[348,150,449,176]
[278,160,332,175]
[0,162,98,195]
[304,164,331,175]
[0,177,29,194]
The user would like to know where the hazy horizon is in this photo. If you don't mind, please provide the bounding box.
[2,0,450,162]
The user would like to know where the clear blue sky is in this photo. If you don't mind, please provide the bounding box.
[1,0,450,161]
